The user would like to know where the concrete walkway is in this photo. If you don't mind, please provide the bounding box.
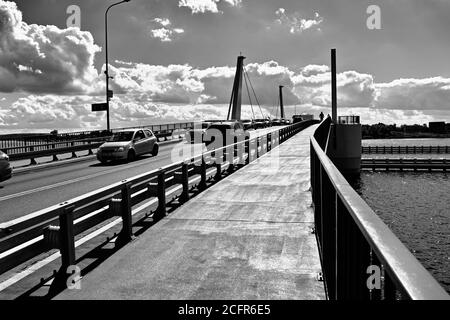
[56,125,325,300]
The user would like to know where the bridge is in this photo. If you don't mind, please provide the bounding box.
[0,50,449,300]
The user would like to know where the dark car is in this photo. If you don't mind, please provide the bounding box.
[271,118,282,126]
[204,121,246,149]
[292,115,303,124]
[242,119,254,130]
[0,151,12,182]
[253,119,267,129]
[280,118,291,125]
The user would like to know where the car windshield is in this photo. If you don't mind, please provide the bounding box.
[110,131,134,142]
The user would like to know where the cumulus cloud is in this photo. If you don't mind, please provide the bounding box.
[107,59,301,107]
[178,0,241,14]
[150,17,184,42]
[274,8,323,34]
[0,92,275,132]
[375,77,450,110]
[0,0,101,94]
[0,94,99,131]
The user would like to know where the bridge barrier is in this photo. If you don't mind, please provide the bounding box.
[0,122,194,165]
[361,158,449,171]
[310,117,449,300]
[362,145,450,154]
[0,120,317,288]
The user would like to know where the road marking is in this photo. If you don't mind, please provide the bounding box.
[0,153,171,202]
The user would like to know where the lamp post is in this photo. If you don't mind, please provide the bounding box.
[105,0,130,131]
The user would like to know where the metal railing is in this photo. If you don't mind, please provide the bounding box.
[0,122,194,164]
[362,145,450,154]
[0,120,316,287]
[310,117,449,300]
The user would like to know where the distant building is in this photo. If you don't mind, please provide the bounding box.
[445,123,450,133]
[429,121,446,134]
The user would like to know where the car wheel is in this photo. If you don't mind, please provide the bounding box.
[100,159,108,164]
[151,144,159,156]
[127,150,136,162]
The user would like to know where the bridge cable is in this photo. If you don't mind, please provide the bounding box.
[243,71,255,119]
[243,66,265,118]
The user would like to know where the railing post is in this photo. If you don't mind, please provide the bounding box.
[156,171,166,219]
[71,142,77,158]
[59,205,76,269]
[244,138,250,165]
[180,163,189,203]
[198,157,207,190]
[116,182,133,244]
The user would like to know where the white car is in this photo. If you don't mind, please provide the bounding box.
[97,129,159,163]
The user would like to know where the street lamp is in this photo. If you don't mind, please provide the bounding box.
[105,0,130,131]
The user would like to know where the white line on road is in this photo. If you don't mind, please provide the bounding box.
[0,153,171,202]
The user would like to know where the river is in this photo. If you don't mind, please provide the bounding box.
[353,138,450,293]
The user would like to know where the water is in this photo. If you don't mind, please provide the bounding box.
[353,138,450,293]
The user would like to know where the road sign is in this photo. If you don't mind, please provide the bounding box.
[92,103,108,112]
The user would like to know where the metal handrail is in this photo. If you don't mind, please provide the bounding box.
[310,119,449,300]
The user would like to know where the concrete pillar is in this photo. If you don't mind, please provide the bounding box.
[279,85,285,119]
[327,122,362,175]
[229,56,245,120]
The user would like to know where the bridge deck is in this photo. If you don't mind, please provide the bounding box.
[56,125,325,300]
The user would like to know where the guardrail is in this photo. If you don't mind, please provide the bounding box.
[0,120,316,290]
[310,117,449,300]
[361,158,449,171]
[1,122,193,164]
[362,145,450,154]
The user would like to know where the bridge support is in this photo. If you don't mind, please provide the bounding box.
[228,55,245,121]
[279,85,285,119]
[327,49,361,175]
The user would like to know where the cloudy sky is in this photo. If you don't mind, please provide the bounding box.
[1,0,450,132]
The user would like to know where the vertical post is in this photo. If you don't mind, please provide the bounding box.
[245,137,250,165]
[157,171,166,219]
[59,206,76,268]
[105,7,110,131]
[331,49,337,123]
[279,85,285,119]
[180,163,189,203]
[199,157,207,190]
[118,182,133,243]
[229,55,246,120]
